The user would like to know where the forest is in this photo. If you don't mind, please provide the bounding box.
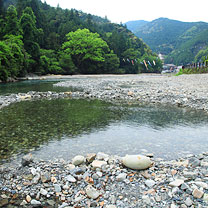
[0,0,162,82]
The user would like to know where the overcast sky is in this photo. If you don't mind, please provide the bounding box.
[42,0,208,23]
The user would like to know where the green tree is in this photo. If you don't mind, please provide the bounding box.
[62,28,110,73]
[4,5,22,36]
[0,35,24,81]
[195,47,208,62]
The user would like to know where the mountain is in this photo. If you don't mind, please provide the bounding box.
[126,18,208,65]
[125,20,148,33]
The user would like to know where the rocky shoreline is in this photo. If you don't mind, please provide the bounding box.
[0,152,208,207]
[1,74,208,112]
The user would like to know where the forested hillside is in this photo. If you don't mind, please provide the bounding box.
[0,0,161,82]
[126,18,208,65]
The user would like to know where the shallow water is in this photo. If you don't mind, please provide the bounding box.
[1,98,208,163]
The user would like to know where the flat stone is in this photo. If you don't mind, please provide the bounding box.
[0,199,9,207]
[66,175,76,183]
[91,160,107,169]
[145,179,156,188]
[169,179,184,187]
[192,188,204,198]
[32,173,40,184]
[31,199,41,205]
[96,152,109,160]
[72,155,85,166]
[106,205,117,208]
[203,193,208,202]
[184,197,193,206]
[122,155,152,170]
[40,188,48,196]
[85,185,100,199]
[54,184,62,193]
[194,181,208,189]
[26,195,32,203]
[116,173,127,182]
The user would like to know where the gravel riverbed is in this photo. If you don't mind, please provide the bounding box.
[1,152,208,208]
[1,74,208,207]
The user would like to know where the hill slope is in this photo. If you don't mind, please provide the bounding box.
[126,18,208,65]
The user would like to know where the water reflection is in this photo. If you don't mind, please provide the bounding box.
[0,99,208,163]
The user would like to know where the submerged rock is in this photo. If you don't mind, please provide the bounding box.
[122,155,152,170]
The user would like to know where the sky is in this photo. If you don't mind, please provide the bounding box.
[42,0,208,23]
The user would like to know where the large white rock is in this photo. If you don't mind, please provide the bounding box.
[85,185,100,199]
[72,155,85,166]
[122,155,152,170]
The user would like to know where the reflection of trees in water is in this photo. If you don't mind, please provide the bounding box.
[0,99,208,162]
[0,99,122,162]
[121,104,208,129]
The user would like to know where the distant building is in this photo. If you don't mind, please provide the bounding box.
[158,53,165,63]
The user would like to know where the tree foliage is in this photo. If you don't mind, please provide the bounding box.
[0,0,161,81]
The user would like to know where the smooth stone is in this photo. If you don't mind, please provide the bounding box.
[32,173,41,184]
[192,188,204,198]
[26,195,32,203]
[40,188,48,196]
[85,185,100,199]
[203,193,208,202]
[54,184,62,193]
[145,179,156,188]
[116,173,127,182]
[31,199,41,205]
[122,155,152,170]
[72,155,85,166]
[96,152,109,160]
[106,205,117,208]
[194,181,208,189]
[91,160,107,169]
[184,197,193,206]
[66,175,76,183]
[169,179,184,187]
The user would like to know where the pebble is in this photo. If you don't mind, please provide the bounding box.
[72,155,85,166]
[0,152,208,207]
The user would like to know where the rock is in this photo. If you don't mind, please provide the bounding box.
[41,172,51,183]
[189,157,200,168]
[72,155,85,166]
[91,160,107,169]
[40,188,48,196]
[85,185,100,199]
[122,155,152,170]
[32,173,41,184]
[31,199,41,205]
[54,184,62,193]
[192,188,204,198]
[203,193,208,202]
[169,179,184,187]
[116,173,127,182]
[96,152,109,160]
[71,167,85,175]
[21,153,33,166]
[184,197,193,206]
[51,176,57,183]
[0,199,9,207]
[47,200,56,206]
[181,183,190,190]
[86,153,96,163]
[66,175,76,183]
[26,195,31,203]
[145,179,156,188]
[194,181,208,189]
[66,164,75,170]
[106,205,117,208]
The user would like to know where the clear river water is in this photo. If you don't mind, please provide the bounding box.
[1,79,208,164]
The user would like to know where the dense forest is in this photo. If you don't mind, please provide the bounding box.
[0,0,162,82]
[126,18,208,65]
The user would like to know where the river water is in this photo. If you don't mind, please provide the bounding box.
[0,79,208,163]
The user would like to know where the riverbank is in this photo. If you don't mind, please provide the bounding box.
[1,74,208,112]
[54,74,208,112]
[1,152,208,208]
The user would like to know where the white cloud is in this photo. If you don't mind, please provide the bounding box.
[42,0,208,23]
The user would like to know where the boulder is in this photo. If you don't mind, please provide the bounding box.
[72,155,85,166]
[122,155,152,170]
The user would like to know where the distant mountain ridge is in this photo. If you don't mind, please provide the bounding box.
[126,18,208,65]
